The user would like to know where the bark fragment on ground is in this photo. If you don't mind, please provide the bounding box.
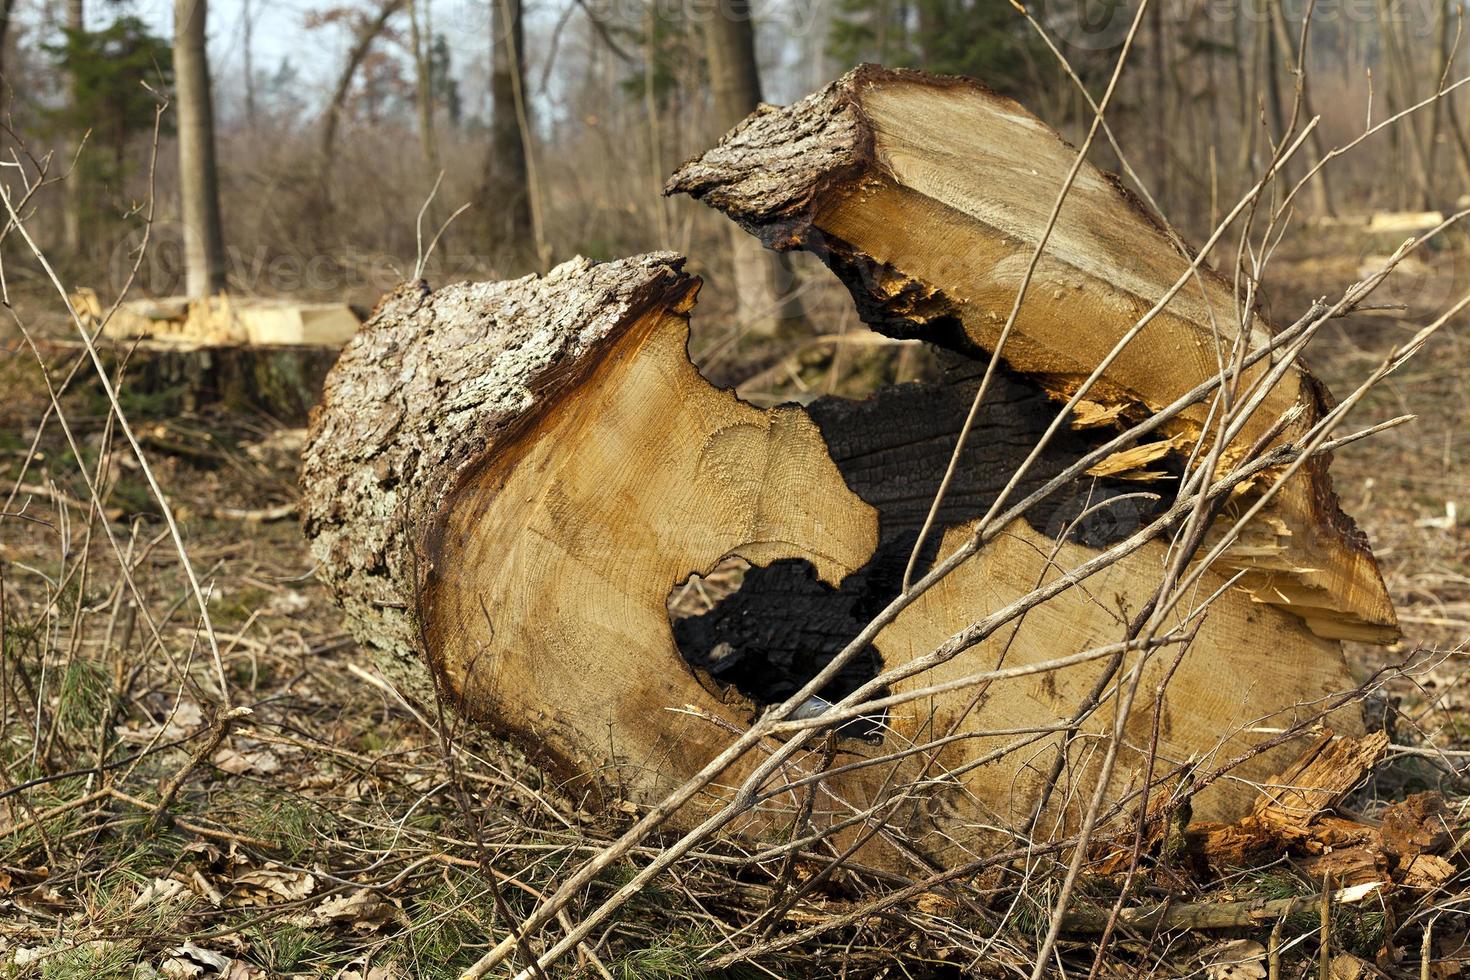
[1185,731,1464,892]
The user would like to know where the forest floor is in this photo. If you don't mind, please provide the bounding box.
[0,233,1466,978]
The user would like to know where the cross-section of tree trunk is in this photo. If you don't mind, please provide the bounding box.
[667,64,1397,644]
[302,251,1376,869]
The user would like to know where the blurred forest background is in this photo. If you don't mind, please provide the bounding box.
[3,0,1468,324]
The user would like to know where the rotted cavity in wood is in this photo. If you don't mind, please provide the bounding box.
[669,351,1171,741]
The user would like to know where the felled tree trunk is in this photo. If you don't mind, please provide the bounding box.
[303,67,1395,867]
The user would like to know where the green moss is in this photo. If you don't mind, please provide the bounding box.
[212,586,269,626]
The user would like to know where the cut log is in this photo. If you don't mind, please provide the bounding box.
[74,289,361,347]
[302,252,1374,867]
[667,64,1397,644]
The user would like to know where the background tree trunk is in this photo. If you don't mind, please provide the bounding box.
[1149,0,1168,212]
[489,0,532,253]
[408,0,438,175]
[62,0,84,255]
[1269,1,1335,217]
[242,0,256,128]
[0,0,13,81]
[701,0,806,338]
[174,0,227,297]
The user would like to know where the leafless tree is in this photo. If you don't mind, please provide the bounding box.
[174,0,226,296]
[407,0,437,174]
[320,0,405,164]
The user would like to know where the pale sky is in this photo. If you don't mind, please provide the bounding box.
[37,0,500,120]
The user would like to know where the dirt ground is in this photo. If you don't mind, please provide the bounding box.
[0,235,1466,978]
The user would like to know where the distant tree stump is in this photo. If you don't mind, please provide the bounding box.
[42,338,340,425]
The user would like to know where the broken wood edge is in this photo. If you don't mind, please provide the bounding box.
[667,63,1397,645]
[1187,730,1390,869]
[1186,731,1466,894]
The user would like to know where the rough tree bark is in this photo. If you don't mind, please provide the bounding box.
[701,0,807,337]
[303,68,1394,865]
[174,0,227,297]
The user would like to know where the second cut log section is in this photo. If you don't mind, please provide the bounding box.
[668,64,1396,644]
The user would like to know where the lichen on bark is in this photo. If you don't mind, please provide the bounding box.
[301,252,693,695]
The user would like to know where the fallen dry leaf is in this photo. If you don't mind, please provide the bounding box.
[914,892,958,917]
[1328,951,1371,980]
[267,590,310,615]
[11,946,50,968]
[164,942,231,977]
[212,741,280,776]
[117,698,204,745]
[333,955,403,980]
[231,867,315,904]
[132,877,188,910]
[1202,939,1267,980]
[307,888,409,933]
[187,869,224,906]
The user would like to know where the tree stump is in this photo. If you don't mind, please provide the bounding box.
[41,338,340,426]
